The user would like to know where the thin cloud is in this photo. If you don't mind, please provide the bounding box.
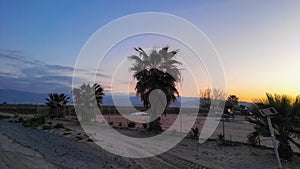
[0,50,76,93]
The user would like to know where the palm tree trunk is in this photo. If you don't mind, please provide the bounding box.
[278,131,293,160]
[278,134,293,160]
[148,102,162,131]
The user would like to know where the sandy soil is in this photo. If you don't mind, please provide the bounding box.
[1,113,300,169]
[101,114,300,153]
[0,133,59,169]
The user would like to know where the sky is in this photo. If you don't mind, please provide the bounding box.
[0,0,299,102]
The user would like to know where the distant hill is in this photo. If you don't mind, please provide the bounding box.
[0,89,217,108]
[0,89,48,104]
[238,101,257,108]
[102,94,200,108]
[0,89,255,109]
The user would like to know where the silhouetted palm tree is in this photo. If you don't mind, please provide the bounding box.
[45,93,70,118]
[223,95,238,119]
[128,47,182,130]
[73,83,105,122]
[246,93,300,160]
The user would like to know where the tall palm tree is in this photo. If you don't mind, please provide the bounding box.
[246,93,300,160]
[128,47,182,130]
[45,93,70,118]
[73,83,105,122]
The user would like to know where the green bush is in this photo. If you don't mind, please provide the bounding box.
[54,123,64,128]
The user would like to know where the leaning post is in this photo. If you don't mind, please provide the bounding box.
[259,107,283,169]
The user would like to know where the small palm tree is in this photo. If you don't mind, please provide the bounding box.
[246,93,300,160]
[45,93,70,118]
[128,47,182,131]
[223,95,238,119]
[73,83,105,122]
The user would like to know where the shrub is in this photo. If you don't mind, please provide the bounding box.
[75,135,83,140]
[0,114,11,119]
[18,117,24,123]
[62,132,71,135]
[142,123,148,129]
[54,123,64,128]
[22,117,46,128]
[217,133,224,141]
[127,121,136,128]
[246,94,300,160]
[42,124,53,130]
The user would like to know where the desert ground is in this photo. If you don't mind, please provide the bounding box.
[0,112,300,169]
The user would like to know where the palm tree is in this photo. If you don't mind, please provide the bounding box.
[45,93,70,118]
[73,83,105,122]
[246,93,300,160]
[128,47,182,131]
[223,95,238,119]
[226,95,238,108]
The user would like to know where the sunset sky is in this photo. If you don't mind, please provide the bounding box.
[0,0,299,102]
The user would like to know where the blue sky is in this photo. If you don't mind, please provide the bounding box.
[1,0,299,101]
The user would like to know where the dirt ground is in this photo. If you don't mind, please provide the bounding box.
[1,112,300,169]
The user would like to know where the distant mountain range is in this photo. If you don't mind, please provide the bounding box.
[0,89,200,108]
[0,89,48,104]
[0,89,255,109]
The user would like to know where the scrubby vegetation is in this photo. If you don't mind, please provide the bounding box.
[21,117,46,128]
[127,121,136,128]
[54,123,64,128]
[0,114,11,119]
[247,93,300,160]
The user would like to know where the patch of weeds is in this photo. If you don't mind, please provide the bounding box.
[75,135,83,140]
[54,123,64,128]
[17,117,25,123]
[217,135,239,146]
[63,132,71,135]
[64,128,71,131]
[0,114,11,119]
[42,124,53,130]
[221,141,239,146]
[217,133,225,141]
[22,123,31,127]
[22,117,46,128]
[142,123,148,129]
[127,121,136,128]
